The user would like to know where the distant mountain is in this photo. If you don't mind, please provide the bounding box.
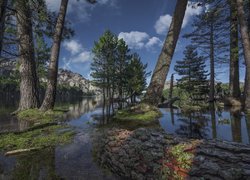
[0,59,100,95]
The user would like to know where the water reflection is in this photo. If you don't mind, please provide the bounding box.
[0,98,117,179]
[61,97,102,121]
[159,104,250,144]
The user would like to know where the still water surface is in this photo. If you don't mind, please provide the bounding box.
[0,98,249,179]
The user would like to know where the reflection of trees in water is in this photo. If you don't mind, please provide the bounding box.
[91,103,113,125]
[62,97,102,120]
[210,103,217,139]
[170,108,175,125]
[246,115,250,143]
[175,111,210,139]
[0,148,61,179]
[230,108,242,143]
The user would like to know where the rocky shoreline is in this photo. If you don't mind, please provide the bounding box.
[94,128,250,180]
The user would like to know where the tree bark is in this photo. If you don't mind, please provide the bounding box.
[144,0,188,105]
[236,0,250,111]
[209,19,215,102]
[40,0,68,111]
[16,0,40,111]
[0,0,7,57]
[229,0,240,99]
[95,128,250,179]
[169,73,174,100]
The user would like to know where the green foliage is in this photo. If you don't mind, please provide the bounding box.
[126,53,150,99]
[91,30,149,103]
[174,45,209,105]
[0,125,74,151]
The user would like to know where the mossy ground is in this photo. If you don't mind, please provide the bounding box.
[0,125,74,151]
[17,103,70,125]
[113,103,162,125]
[17,109,65,124]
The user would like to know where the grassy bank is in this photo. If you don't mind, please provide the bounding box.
[112,103,162,129]
[17,109,65,124]
[0,125,74,151]
[0,106,74,152]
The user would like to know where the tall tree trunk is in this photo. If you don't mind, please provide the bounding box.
[236,0,250,111]
[243,0,250,104]
[169,73,174,100]
[16,0,40,111]
[209,19,215,102]
[144,0,188,105]
[229,0,240,99]
[0,0,7,57]
[40,0,68,111]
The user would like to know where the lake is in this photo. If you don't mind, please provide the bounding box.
[0,98,249,179]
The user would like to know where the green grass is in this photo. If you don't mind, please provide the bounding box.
[0,125,74,151]
[114,103,162,122]
[17,108,65,124]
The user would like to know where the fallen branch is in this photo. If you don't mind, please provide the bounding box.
[4,147,40,156]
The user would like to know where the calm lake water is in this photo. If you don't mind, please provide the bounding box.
[0,98,249,179]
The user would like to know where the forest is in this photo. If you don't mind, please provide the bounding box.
[0,0,250,179]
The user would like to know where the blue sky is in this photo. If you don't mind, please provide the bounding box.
[45,0,245,83]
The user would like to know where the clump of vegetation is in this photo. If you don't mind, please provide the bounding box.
[17,108,65,124]
[114,103,162,123]
[161,142,197,180]
[0,125,74,151]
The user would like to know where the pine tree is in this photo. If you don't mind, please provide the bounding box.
[126,53,149,103]
[184,1,229,102]
[174,45,209,104]
[91,30,118,105]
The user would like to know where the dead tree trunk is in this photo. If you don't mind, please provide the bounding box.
[40,0,68,111]
[144,0,188,105]
[16,0,40,111]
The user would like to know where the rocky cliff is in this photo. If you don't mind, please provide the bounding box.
[0,59,99,95]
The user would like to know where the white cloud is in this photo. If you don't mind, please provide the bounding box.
[71,50,92,63]
[118,31,149,49]
[154,14,172,35]
[154,1,203,35]
[145,37,162,49]
[118,31,162,50]
[62,40,92,70]
[63,40,83,55]
[45,0,117,22]
[183,1,203,27]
